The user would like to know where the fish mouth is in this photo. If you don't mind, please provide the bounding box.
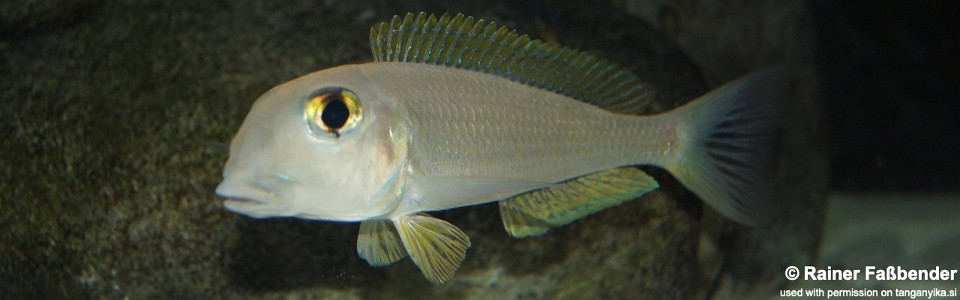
[215,180,279,216]
[222,196,263,207]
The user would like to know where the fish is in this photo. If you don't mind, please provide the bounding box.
[215,12,784,284]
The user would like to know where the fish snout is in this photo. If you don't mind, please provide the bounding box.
[216,173,297,218]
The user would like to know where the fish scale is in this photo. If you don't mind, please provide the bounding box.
[361,63,668,181]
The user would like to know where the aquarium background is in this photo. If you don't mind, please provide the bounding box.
[1,0,956,299]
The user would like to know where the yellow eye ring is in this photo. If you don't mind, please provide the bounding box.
[304,87,362,138]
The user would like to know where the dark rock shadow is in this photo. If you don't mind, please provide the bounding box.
[226,218,385,292]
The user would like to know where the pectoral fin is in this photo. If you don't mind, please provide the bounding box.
[357,220,407,266]
[499,167,659,238]
[393,214,471,284]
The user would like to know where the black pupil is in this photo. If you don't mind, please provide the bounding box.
[321,98,349,130]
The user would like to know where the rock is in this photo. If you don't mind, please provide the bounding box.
[0,0,96,38]
[0,0,823,298]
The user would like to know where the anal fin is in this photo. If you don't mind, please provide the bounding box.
[499,167,659,238]
[357,220,407,266]
[393,214,471,284]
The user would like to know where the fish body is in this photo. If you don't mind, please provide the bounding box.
[216,13,783,283]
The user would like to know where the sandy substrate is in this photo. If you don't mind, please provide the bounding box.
[782,192,960,298]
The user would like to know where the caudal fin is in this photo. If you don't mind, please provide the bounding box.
[664,67,788,226]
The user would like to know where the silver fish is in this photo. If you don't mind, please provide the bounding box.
[216,12,783,283]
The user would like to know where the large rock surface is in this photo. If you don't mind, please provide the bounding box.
[1,0,823,298]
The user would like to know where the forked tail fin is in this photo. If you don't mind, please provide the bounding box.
[664,67,788,226]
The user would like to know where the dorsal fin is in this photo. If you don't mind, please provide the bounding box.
[369,12,655,114]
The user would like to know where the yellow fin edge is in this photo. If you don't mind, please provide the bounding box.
[392,214,471,284]
[357,219,407,266]
[369,12,655,114]
[499,167,659,238]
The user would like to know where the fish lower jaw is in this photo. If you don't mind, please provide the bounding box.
[222,198,280,218]
[222,197,262,206]
[220,193,272,210]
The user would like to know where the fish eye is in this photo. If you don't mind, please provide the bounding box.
[304,87,362,138]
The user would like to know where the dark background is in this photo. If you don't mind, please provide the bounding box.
[816,1,960,190]
[1,0,957,298]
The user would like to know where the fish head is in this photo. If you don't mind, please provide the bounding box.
[216,65,409,221]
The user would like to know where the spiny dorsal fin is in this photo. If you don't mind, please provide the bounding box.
[357,220,407,266]
[369,12,656,114]
[499,167,659,238]
[393,214,471,284]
